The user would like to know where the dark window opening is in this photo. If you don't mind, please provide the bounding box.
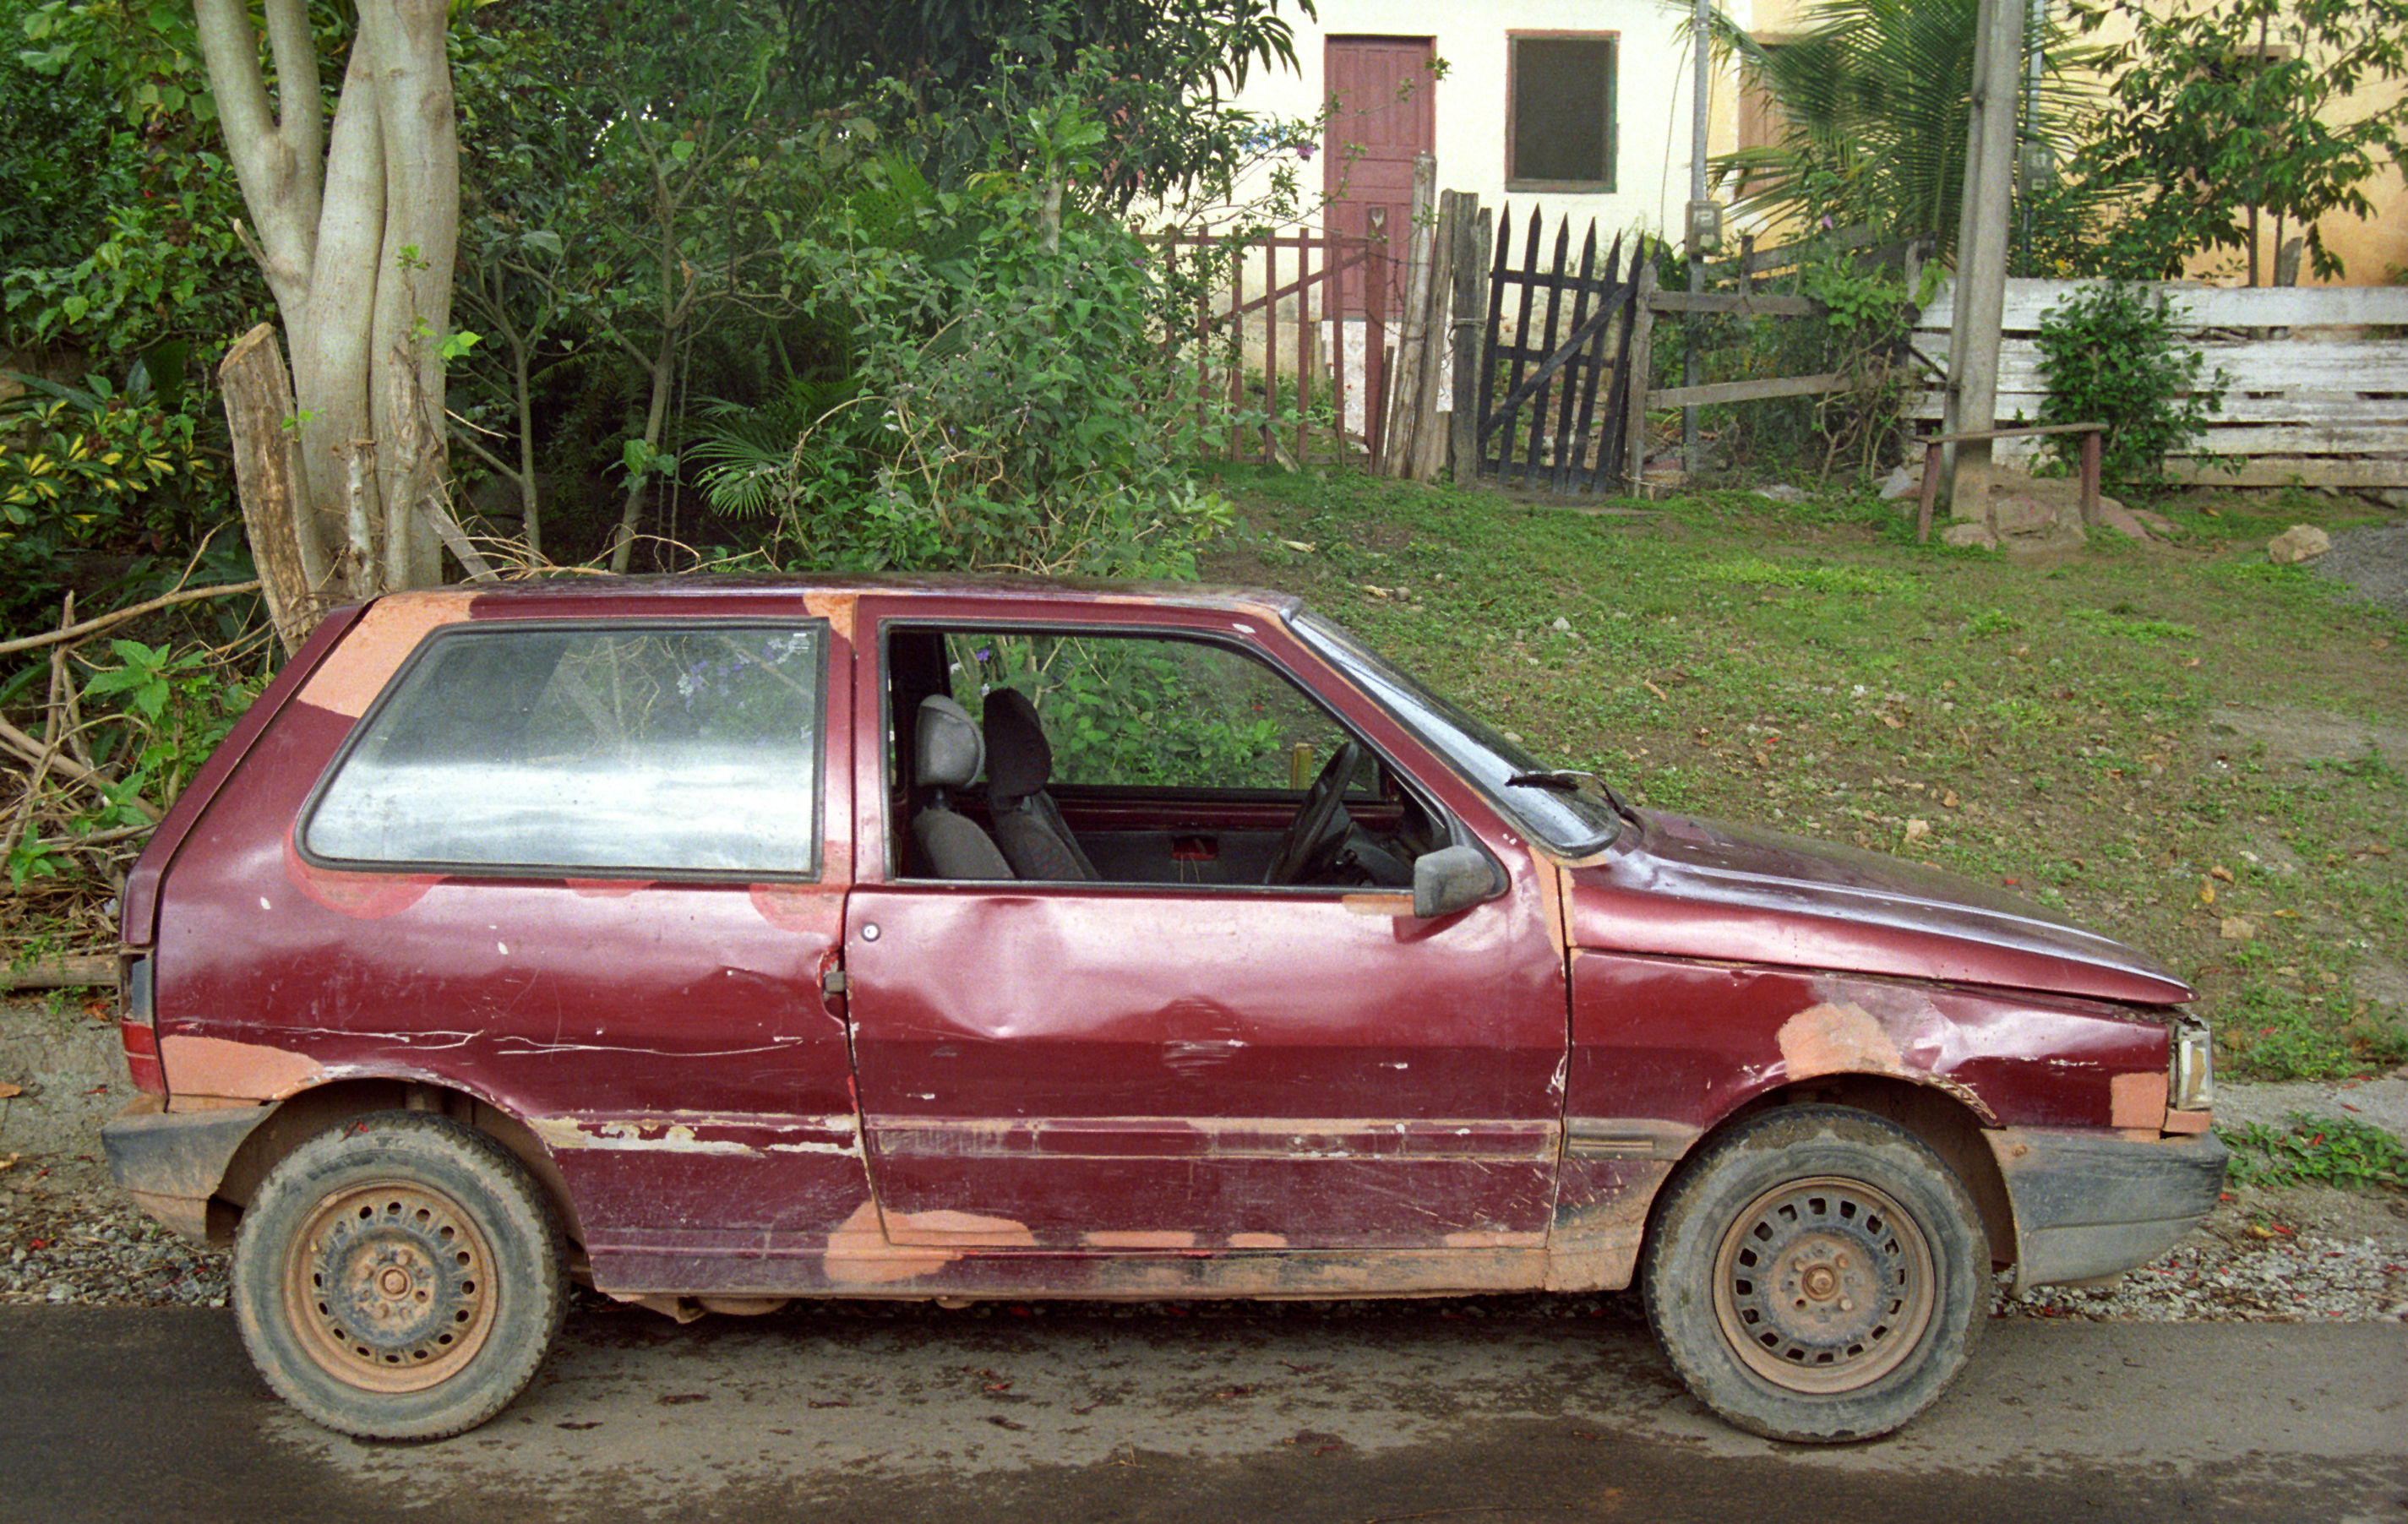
[1509,35,1616,190]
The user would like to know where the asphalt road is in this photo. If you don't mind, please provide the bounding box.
[3,1301,2400,1524]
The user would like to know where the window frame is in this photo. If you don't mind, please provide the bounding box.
[1505,30,1620,194]
[877,618,1443,889]
[297,618,831,882]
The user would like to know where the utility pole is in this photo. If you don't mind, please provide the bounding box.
[1684,0,1716,476]
[1942,0,2025,525]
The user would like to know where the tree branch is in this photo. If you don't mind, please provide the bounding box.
[0,581,264,661]
[0,716,161,823]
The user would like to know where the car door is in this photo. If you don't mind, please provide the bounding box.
[839,601,1568,1260]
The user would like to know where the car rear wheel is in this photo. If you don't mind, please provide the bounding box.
[1642,1104,1986,1443]
[232,1112,568,1440]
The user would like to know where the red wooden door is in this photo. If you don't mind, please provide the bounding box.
[1324,35,1435,316]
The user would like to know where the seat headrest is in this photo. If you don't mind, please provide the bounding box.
[916,695,983,790]
[982,687,1052,801]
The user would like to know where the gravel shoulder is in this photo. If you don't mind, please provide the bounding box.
[4,996,2405,1320]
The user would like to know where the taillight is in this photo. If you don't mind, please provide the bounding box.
[120,954,166,1097]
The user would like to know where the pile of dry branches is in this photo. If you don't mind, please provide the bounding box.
[2,571,267,988]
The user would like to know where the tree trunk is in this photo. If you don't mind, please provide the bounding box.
[195,0,460,612]
[611,344,677,574]
[217,324,323,656]
[512,335,543,559]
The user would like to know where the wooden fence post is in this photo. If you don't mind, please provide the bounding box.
[1449,199,1487,484]
[1626,254,1659,493]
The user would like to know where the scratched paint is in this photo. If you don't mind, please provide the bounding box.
[822,1200,960,1286]
[1777,1000,1910,1078]
[531,1114,859,1158]
[291,591,477,718]
[749,883,844,931]
[820,1200,1043,1287]
[157,1034,324,1102]
[864,1114,1559,1162]
[2109,1070,2171,1130]
[281,826,437,918]
[1083,1230,1201,1249]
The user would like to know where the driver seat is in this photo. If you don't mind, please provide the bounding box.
[983,688,1099,881]
[911,696,1012,880]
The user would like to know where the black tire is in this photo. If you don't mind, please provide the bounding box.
[1642,1104,1986,1444]
[232,1112,568,1440]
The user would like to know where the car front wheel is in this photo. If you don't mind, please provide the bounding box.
[1642,1104,1986,1443]
[232,1112,568,1440]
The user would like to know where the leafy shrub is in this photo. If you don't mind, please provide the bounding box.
[2223,1113,2408,1192]
[719,92,1240,579]
[1651,242,1920,482]
[2032,282,2229,495]
[0,367,219,623]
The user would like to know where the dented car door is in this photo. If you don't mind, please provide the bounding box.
[836,598,1571,1284]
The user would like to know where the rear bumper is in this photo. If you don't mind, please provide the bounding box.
[101,1098,270,1243]
[1987,1125,2229,1289]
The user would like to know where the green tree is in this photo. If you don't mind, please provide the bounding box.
[1713,0,2090,264]
[2065,0,2408,285]
[3,0,265,626]
[6,0,267,368]
[447,0,856,569]
[789,0,1312,209]
[192,0,464,603]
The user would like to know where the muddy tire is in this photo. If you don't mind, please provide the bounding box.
[232,1112,568,1440]
[1642,1104,1986,1443]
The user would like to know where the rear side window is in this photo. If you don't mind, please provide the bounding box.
[303,623,825,876]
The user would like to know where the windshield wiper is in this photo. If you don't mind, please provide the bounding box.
[1506,769,1639,822]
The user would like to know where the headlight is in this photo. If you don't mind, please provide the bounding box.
[2170,1015,2214,1112]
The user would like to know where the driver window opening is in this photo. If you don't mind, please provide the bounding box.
[886,627,1440,890]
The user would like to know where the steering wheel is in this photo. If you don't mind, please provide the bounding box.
[1263,740,1362,885]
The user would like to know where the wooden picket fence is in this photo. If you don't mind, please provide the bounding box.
[1152,228,1391,470]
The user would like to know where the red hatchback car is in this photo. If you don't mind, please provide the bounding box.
[104,574,2223,1443]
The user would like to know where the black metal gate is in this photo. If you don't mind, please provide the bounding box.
[1473,209,1649,492]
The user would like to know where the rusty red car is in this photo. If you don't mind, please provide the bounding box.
[103,574,2224,1443]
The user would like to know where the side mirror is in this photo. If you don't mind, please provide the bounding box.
[1412,844,1504,919]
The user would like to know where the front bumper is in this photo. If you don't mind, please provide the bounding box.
[1987,1125,2229,1289]
[101,1097,272,1243]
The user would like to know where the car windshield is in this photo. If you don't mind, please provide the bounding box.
[1289,608,1624,854]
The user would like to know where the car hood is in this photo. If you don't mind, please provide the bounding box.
[1560,808,2195,1006]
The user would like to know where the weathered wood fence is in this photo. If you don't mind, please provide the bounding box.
[1912,280,2408,489]
[1152,227,1390,470]
[1461,208,1653,492]
[1173,204,2408,493]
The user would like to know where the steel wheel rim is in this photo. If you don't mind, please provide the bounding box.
[1710,1173,1936,1395]
[282,1179,497,1395]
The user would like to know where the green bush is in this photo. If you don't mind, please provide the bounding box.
[1648,243,1920,482]
[0,367,219,623]
[707,84,1241,579]
[2223,1113,2408,1192]
[2032,282,2229,496]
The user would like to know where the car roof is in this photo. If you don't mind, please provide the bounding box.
[369,571,1309,623]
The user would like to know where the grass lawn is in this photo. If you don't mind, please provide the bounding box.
[1196,463,2408,1082]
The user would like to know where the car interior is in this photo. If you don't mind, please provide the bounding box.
[882,624,1444,890]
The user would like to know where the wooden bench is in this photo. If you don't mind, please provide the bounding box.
[1915,422,2106,542]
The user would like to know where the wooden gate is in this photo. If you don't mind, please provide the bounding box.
[1472,208,1651,491]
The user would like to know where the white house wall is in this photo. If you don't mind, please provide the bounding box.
[1212,0,1725,240]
